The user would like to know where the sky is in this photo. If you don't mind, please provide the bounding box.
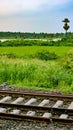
[0,0,73,33]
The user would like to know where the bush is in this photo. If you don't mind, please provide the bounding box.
[0,38,73,47]
[6,53,17,58]
[67,50,73,58]
[62,50,73,71]
[36,50,58,60]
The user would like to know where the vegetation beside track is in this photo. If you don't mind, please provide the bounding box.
[0,45,73,93]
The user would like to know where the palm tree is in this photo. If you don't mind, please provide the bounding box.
[62,18,70,33]
[62,18,70,23]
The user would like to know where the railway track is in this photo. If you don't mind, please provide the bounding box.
[0,90,73,124]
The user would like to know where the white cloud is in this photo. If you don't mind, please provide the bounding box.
[0,0,72,16]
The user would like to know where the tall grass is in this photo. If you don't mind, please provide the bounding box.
[0,46,73,93]
[0,58,73,93]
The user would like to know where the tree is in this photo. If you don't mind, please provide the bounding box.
[62,18,70,33]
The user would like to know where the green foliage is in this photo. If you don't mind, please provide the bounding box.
[62,50,73,71]
[6,53,18,58]
[0,46,72,60]
[0,45,73,93]
[0,36,73,47]
[0,32,65,39]
[0,58,73,93]
[36,50,58,60]
[0,33,73,47]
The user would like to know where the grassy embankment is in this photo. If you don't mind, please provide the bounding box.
[0,46,73,93]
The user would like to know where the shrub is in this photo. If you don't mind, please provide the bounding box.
[6,53,17,58]
[36,50,58,60]
[62,50,73,71]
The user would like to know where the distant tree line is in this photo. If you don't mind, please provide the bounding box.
[0,31,72,39]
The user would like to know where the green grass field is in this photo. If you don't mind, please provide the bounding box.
[0,46,73,57]
[0,46,73,93]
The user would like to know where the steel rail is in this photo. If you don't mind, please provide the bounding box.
[0,90,73,100]
[0,112,72,124]
[0,102,73,115]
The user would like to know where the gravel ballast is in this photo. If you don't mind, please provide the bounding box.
[0,119,73,130]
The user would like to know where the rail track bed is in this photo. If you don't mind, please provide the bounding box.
[0,90,73,125]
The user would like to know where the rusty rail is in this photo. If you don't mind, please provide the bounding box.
[0,90,73,100]
[0,112,72,124]
[0,102,73,115]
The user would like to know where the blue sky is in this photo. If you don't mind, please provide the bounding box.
[0,0,73,33]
